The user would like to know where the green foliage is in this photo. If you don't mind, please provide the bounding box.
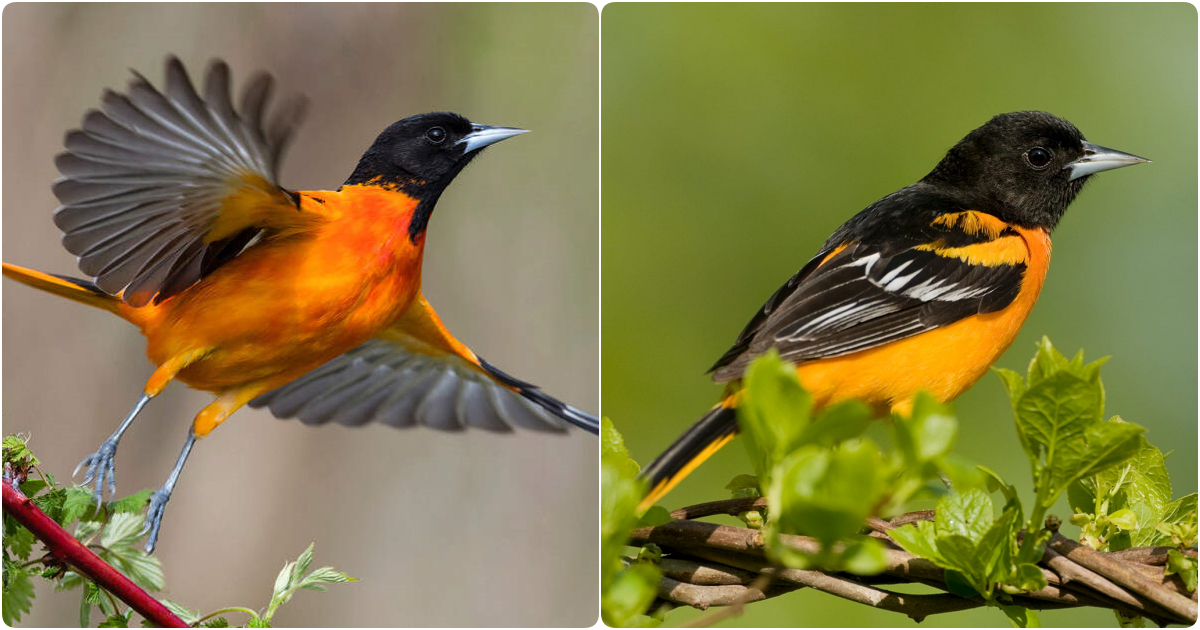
[600,418,663,627]
[1069,430,1196,553]
[738,350,975,574]
[1067,425,1198,606]
[993,339,1146,578]
[888,339,1151,624]
[3,561,35,626]
[889,488,1032,600]
[995,338,1144,515]
[610,338,1172,627]
[1,436,354,627]
[261,543,356,624]
[158,543,354,627]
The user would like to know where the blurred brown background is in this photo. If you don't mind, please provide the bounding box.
[3,3,597,627]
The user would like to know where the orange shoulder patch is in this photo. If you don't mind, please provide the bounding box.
[931,211,1008,239]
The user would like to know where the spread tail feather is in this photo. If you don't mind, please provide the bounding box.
[638,405,739,510]
[3,262,119,313]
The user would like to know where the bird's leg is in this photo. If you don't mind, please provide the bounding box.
[140,381,269,553]
[141,427,196,554]
[74,348,211,504]
[74,394,150,502]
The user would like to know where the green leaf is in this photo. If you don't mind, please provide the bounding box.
[636,506,671,528]
[907,392,958,462]
[771,440,885,549]
[1015,372,1101,474]
[943,569,979,598]
[601,433,647,573]
[101,512,146,548]
[2,435,38,469]
[107,489,152,514]
[840,537,886,575]
[161,599,202,625]
[994,368,1027,404]
[980,505,1022,585]
[112,551,165,592]
[797,399,872,448]
[724,474,761,498]
[1165,549,1197,592]
[2,565,34,625]
[935,487,993,542]
[291,543,315,589]
[1107,509,1138,531]
[7,518,35,560]
[1072,431,1178,550]
[999,603,1040,628]
[61,487,97,525]
[738,349,813,476]
[32,488,68,523]
[602,562,662,628]
[297,566,355,591]
[86,579,117,616]
[99,611,133,627]
[1010,563,1048,592]
[201,617,232,628]
[80,582,91,627]
[264,543,355,622]
[1161,493,1198,530]
[601,416,643,490]
[888,521,942,564]
[890,490,1014,599]
[18,479,48,497]
[1069,421,1145,482]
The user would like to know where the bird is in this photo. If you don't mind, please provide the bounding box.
[3,56,598,552]
[638,111,1148,510]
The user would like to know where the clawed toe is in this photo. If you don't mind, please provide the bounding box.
[140,488,172,553]
[74,441,119,502]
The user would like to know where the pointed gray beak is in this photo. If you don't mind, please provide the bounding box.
[1065,141,1150,181]
[457,124,529,153]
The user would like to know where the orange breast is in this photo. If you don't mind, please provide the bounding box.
[794,226,1052,416]
[123,186,426,393]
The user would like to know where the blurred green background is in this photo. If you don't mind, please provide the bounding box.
[603,3,1196,627]
[4,3,596,627]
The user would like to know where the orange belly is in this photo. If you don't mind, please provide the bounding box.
[117,186,425,394]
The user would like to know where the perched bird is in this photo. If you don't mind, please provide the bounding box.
[4,56,598,552]
[639,111,1147,509]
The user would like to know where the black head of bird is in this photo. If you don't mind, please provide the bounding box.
[922,111,1148,231]
[343,111,527,240]
[345,112,527,191]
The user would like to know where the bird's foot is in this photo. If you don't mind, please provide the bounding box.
[73,439,119,503]
[140,487,173,554]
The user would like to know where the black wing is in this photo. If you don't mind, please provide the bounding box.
[710,214,1027,382]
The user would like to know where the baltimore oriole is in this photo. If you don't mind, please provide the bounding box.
[639,111,1147,509]
[3,56,598,552]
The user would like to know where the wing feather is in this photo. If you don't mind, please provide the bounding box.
[711,216,1027,381]
[51,56,312,306]
[248,339,592,433]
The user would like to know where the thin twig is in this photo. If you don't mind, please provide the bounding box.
[656,557,760,585]
[678,571,780,627]
[669,497,768,521]
[1048,533,1198,623]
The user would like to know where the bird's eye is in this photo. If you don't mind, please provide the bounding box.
[1025,147,1052,169]
[425,126,446,144]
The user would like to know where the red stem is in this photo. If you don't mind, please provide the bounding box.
[2,480,188,628]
